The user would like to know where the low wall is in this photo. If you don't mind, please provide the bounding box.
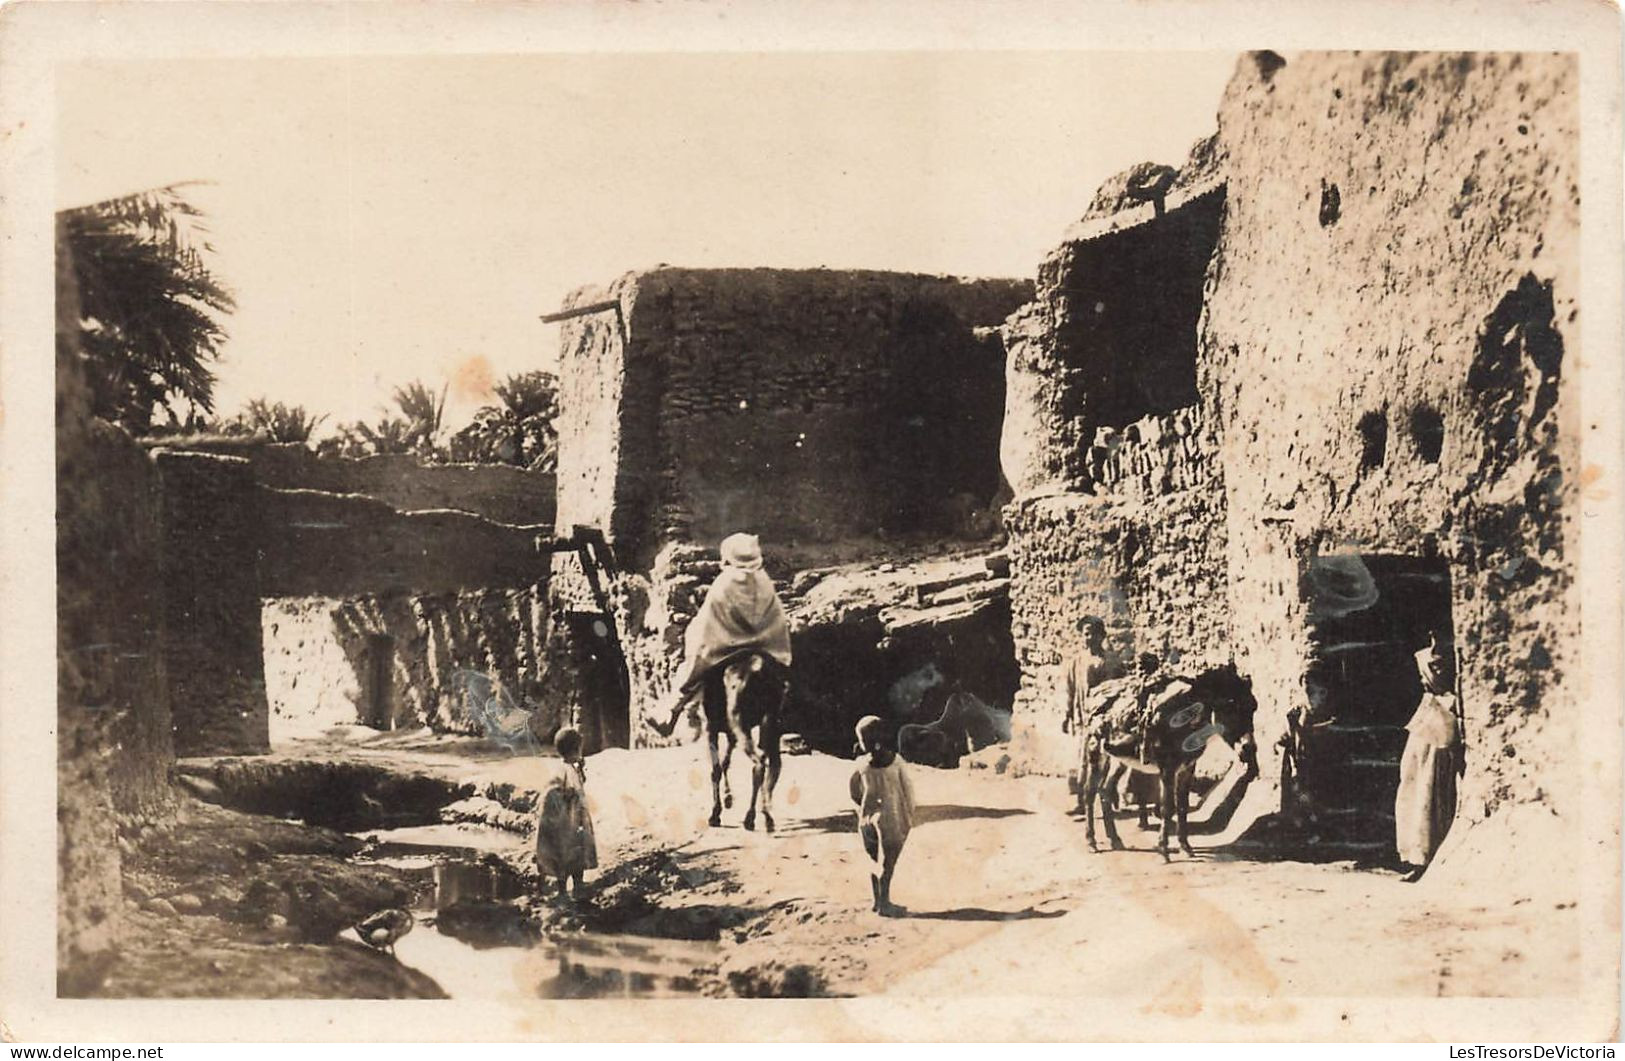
[146,438,557,527]
[251,445,555,527]
[257,487,548,599]
[1001,145,1225,497]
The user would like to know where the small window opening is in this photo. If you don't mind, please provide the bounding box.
[1357,410,1388,472]
[1410,405,1445,463]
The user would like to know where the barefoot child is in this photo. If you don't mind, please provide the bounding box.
[536,726,598,900]
[849,716,916,916]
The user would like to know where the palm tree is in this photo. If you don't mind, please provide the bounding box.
[391,380,447,454]
[229,399,327,444]
[324,415,417,457]
[56,183,235,434]
[448,370,558,471]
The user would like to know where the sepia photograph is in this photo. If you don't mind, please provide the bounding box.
[3,0,1622,1045]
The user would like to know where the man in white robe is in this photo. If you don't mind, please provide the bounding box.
[651,532,792,737]
[1395,633,1464,880]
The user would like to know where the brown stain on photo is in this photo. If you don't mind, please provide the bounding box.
[1579,463,1609,501]
[450,354,495,404]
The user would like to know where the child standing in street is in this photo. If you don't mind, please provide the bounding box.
[535,726,598,901]
[849,715,917,916]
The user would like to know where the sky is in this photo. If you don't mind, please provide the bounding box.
[57,51,1239,433]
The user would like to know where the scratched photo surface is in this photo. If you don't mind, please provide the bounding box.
[15,5,1620,1041]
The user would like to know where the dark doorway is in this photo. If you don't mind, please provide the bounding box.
[1296,554,1455,853]
[561,610,630,751]
[363,633,396,729]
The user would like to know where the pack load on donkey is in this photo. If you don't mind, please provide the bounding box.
[1078,666,1259,860]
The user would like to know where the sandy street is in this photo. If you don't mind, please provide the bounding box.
[597,747,1581,1004]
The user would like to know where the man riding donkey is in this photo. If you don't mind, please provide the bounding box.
[651,532,793,830]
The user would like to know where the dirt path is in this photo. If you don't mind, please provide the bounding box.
[583,749,1581,1006]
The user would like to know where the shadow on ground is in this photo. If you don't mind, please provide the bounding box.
[775,803,1032,836]
[902,905,1068,923]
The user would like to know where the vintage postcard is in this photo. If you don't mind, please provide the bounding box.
[1,0,1621,1044]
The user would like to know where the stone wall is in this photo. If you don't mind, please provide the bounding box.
[556,268,1030,573]
[1202,51,1581,824]
[153,451,270,757]
[1004,406,1230,768]
[263,586,557,744]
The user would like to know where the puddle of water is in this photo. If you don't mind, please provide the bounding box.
[353,831,715,998]
[360,822,518,858]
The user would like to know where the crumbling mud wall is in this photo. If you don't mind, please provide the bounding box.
[1002,140,1224,496]
[999,134,1231,772]
[153,451,270,757]
[1005,407,1230,768]
[1202,52,1581,825]
[262,586,556,744]
[556,268,1030,572]
[142,440,555,751]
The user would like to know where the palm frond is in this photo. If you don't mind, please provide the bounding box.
[56,182,234,433]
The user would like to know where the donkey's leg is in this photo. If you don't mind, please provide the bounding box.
[1101,761,1126,851]
[1176,765,1195,857]
[719,731,735,809]
[1157,766,1176,862]
[737,723,764,832]
[707,730,724,828]
[759,726,783,833]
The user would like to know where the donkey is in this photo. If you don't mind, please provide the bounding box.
[697,650,791,832]
[1080,664,1258,861]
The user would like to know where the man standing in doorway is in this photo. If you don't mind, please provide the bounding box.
[1395,631,1464,881]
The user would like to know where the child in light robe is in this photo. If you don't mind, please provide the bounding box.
[536,726,598,900]
[849,715,917,916]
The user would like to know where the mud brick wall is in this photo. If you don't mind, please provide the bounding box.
[1001,155,1224,497]
[556,268,1031,573]
[1004,407,1229,770]
[1202,52,1581,822]
[150,438,557,527]
[257,487,547,599]
[262,585,555,744]
[154,451,271,756]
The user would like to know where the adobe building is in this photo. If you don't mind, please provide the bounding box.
[548,267,1032,750]
[1003,51,1580,850]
